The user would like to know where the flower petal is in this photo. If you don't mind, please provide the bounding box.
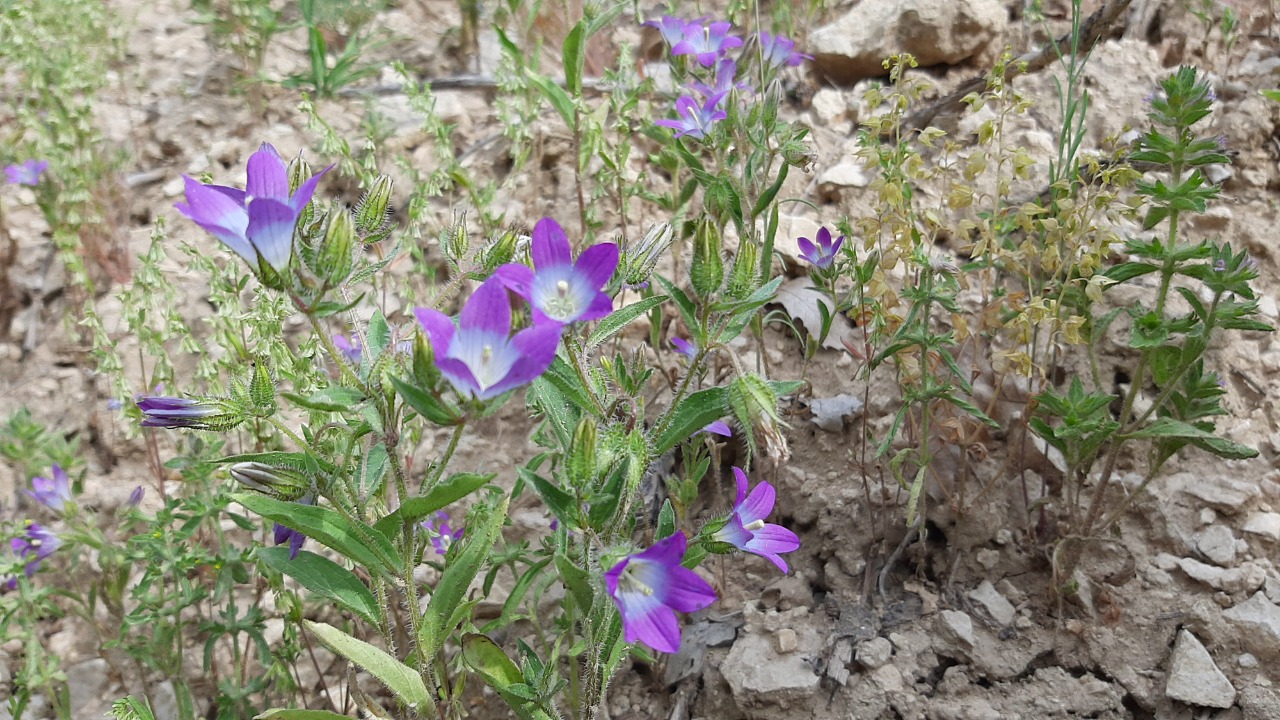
[738,479,777,526]
[435,357,484,398]
[662,566,717,613]
[459,278,512,336]
[574,242,620,290]
[532,217,573,271]
[796,236,816,261]
[731,466,749,508]
[414,307,456,357]
[492,263,536,301]
[289,164,334,215]
[246,143,289,202]
[246,197,298,272]
[618,591,682,653]
[637,530,688,567]
[577,292,615,323]
[177,177,254,262]
[743,523,801,572]
[486,322,562,396]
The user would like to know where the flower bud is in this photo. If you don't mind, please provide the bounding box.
[725,240,761,301]
[727,374,789,467]
[230,462,313,502]
[287,153,317,228]
[781,138,816,172]
[136,396,246,431]
[355,174,393,243]
[442,214,470,265]
[413,330,440,388]
[567,417,598,489]
[690,218,724,300]
[760,79,784,130]
[320,209,357,287]
[482,229,518,271]
[249,359,276,415]
[623,222,673,286]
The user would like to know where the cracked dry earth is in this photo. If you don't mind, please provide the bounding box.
[4,0,1280,718]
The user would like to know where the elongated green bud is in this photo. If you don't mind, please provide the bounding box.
[230,462,312,501]
[442,214,470,265]
[482,229,518,271]
[355,174,393,242]
[726,240,760,301]
[249,359,276,415]
[413,330,440,388]
[567,417,598,489]
[320,210,357,286]
[287,154,316,228]
[690,218,724,299]
[623,222,673,286]
[727,374,789,466]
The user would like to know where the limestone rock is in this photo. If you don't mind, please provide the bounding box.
[817,159,874,189]
[810,0,1004,82]
[1166,630,1236,709]
[856,637,893,670]
[1196,524,1239,567]
[935,610,976,655]
[1174,473,1260,513]
[1224,591,1280,645]
[969,580,1016,627]
[1244,512,1280,541]
[722,632,820,704]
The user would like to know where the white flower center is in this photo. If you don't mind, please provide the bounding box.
[743,519,765,532]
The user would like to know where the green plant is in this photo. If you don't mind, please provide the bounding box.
[283,0,383,98]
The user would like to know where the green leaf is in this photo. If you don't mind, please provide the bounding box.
[554,552,595,612]
[654,275,699,337]
[280,386,366,413]
[391,375,462,426]
[305,621,430,710]
[527,70,575,128]
[562,21,586,96]
[359,443,389,499]
[256,710,353,720]
[587,295,667,350]
[1125,417,1258,459]
[654,387,729,456]
[656,499,675,539]
[462,634,557,720]
[422,496,510,657]
[257,548,382,627]
[518,467,578,527]
[1104,262,1160,283]
[234,494,403,577]
[751,164,789,219]
[374,472,495,539]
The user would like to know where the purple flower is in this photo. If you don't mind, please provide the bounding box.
[127,486,146,507]
[757,32,812,70]
[670,337,696,358]
[644,15,696,48]
[415,277,562,401]
[5,522,61,589]
[333,334,363,363]
[175,142,331,273]
[421,512,463,556]
[656,93,728,140]
[605,532,717,653]
[273,495,315,560]
[691,58,750,101]
[796,226,844,269]
[493,218,619,325]
[671,21,743,67]
[136,396,238,430]
[700,420,732,437]
[5,159,48,186]
[28,465,72,513]
[711,467,800,572]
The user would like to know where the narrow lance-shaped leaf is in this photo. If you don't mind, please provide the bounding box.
[305,621,430,711]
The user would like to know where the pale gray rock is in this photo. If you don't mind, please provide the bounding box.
[856,637,893,669]
[969,580,1016,627]
[1175,473,1260,513]
[1166,630,1236,708]
[1244,512,1280,541]
[66,658,111,717]
[817,159,874,189]
[1224,591,1280,644]
[809,88,848,126]
[722,632,820,703]
[809,0,1004,82]
[808,393,865,432]
[1196,525,1239,567]
[936,610,976,651]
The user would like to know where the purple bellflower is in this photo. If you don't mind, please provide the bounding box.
[28,465,72,513]
[333,334,363,364]
[5,159,48,186]
[421,512,463,556]
[691,58,750,101]
[273,495,315,560]
[757,32,812,70]
[494,218,619,326]
[136,396,237,430]
[644,15,696,48]
[670,336,696,359]
[415,277,562,401]
[6,522,61,590]
[175,142,331,274]
[127,486,146,507]
[605,531,717,653]
[700,420,733,437]
[671,21,743,67]
[797,226,844,269]
[656,93,728,140]
[712,467,800,572]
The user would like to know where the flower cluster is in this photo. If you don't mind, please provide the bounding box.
[4,465,75,591]
[605,466,799,653]
[645,16,810,141]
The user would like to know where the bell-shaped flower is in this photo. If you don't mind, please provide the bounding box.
[421,512,463,556]
[605,531,717,653]
[415,277,562,401]
[796,226,844,269]
[671,21,743,67]
[712,467,800,572]
[136,396,243,431]
[656,93,728,140]
[690,58,750,101]
[5,159,48,186]
[5,521,61,590]
[757,32,812,70]
[643,15,696,48]
[28,465,72,513]
[493,218,618,326]
[175,142,331,274]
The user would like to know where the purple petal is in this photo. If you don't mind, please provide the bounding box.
[435,357,485,398]
[492,263,535,301]
[459,278,512,336]
[636,530,687,567]
[671,337,695,357]
[246,197,298,272]
[830,235,845,256]
[661,566,717,613]
[816,226,831,248]
[578,293,615,323]
[796,236,816,262]
[246,143,289,202]
[210,185,248,206]
[532,218,573,271]
[176,177,254,263]
[731,466,749,508]
[289,164,334,215]
[743,524,801,572]
[702,421,732,437]
[738,480,777,526]
[289,529,306,559]
[485,322,562,396]
[574,243,620,290]
[619,592,682,653]
[414,307,456,357]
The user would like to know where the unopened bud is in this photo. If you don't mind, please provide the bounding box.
[727,374,789,467]
[355,174,393,242]
[482,230,519,271]
[567,417,598,488]
[760,79,783,130]
[230,462,313,502]
[320,210,357,286]
[726,240,761,301]
[249,359,276,415]
[413,330,440,388]
[781,138,816,172]
[623,223,673,286]
[690,218,724,299]
[287,154,317,229]
[442,214,470,264]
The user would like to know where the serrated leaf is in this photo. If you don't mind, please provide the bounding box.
[305,621,430,710]
[374,472,495,539]
[587,295,667,350]
[257,548,382,627]
[234,493,402,577]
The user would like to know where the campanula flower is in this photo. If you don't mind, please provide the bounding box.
[126,486,146,507]
[5,522,61,590]
[136,396,242,431]
[670,337,696,358]
[605,531,717,653]
[671,21,743,67]
[5,159,48,186]
[690,58,750,101]
[415,277,562,401]
[656,93,728,140]
[796,226,844,269]
[643,15,695,48]
[271,494,316,560]
[494,218,618,326]
[28,465,72,513]
[700,421,732,437]
[421,512,463,556]
[711,467,800,572]
[757,32,812,70]
[175,142,331,274]
[333,334,363,363]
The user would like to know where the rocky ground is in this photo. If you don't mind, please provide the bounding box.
[3,0,1280,718]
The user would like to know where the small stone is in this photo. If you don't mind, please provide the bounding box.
[1239,653,1258,668]
[810,88,847,125]
[1201,508,1219,526]
[66,658,111,716]
[975,548,1000,570]
[1244,512,1280,541]
[994,529,1013,545]
[775,628,798,654]
[1178,473,1260,513]
[1195,525,1238,567]
[856,637,893,669]
[1165,629,1236,708]
[968,580,1016,627]
[817,159,874,189]
[161,175,184,198]
[1259,295,1279,320]
[1223,591,1280,644]
[870,664,905,694]
[936,610,976,650]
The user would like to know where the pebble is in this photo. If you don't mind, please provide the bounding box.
[817,159,874,189]
[66,658,111,716]
[1165,630,1236,709]
[969,580,1016,627]
[856,637,893,669]
[810,88,848,126]
[1239,653,1259,668]
[936,610,976,649]
[1195,525,1238,567]
[1244,512,1280,541]
[775,628,798,654]
[975,548,1000,570]
[1178,474,1260,513]
[1223,591,1280,644]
